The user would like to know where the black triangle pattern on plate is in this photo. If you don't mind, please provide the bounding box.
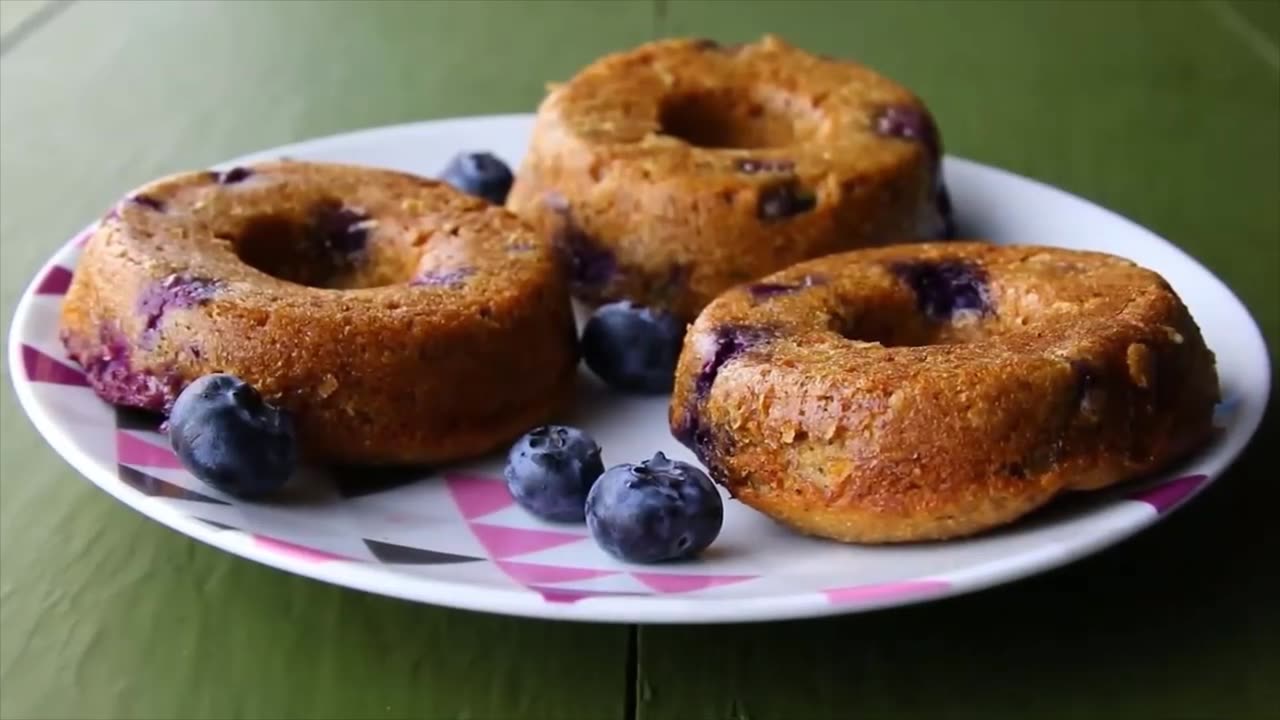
[196,518,238,531]
[363,538,483,565]
[117,464,230,505]
[115,407,165,433]
[332,465,433,498]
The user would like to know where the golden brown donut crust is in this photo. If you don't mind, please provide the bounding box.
[60,161,578,465]
[507,35,949,320]
[669,242,1220,542]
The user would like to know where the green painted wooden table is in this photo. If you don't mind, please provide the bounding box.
[1,1,1277,718]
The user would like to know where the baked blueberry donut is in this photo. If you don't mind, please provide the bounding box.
[60,161,578,465]
[507,35,953,320]
[669,242,1219,542]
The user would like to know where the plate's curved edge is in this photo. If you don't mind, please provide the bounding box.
[5,114,1272,624]
[944,156,1273,395]
[4,267,950,625]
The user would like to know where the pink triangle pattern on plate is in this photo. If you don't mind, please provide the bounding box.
[1128,474,1209,514]
[252,535,353,563]
[469,523,586,560]
[496,560,617,585]
[22,344,89,387]
[446,473,514,520]
[117,431,184,469]
[823,580,950,605]
[35,266,74,295]
[632,572,757,594]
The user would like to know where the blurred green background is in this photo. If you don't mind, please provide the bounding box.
[2,2,1277,719]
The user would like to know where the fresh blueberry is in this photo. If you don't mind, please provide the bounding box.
[586,452,723,564]
[440,151,514,205]
[504,425,605,522]
[582,301,686,394]
[168,374,297,499]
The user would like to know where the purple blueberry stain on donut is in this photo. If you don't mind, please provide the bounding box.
[545,193,617,291]
[558,223,616,291]
[217,167,253,184]
[735,158,795,175]
[129,194,165,212]
[748,283,798,300]
[747,274,825,301]
[872,105,942,164]
[136,274,222,345]
[62,325,184,413]
[410,267,475,288]
[695,325,774,399]
[672,407,719,464]
[757,182,816,221]
[890,260,991,320]
[572,243,617,291]
[309,200,372,256]
[674,326,771,462]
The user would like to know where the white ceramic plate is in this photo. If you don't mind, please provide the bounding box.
[8,114,1270,623]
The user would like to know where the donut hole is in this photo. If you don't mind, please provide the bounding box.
[658,87,814,149]
[833,292,993,347]
[831,259,997,346]
[835,311,988,347]
[232,204,414,289]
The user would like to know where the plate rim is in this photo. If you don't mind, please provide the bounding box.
[6,113,1271,624]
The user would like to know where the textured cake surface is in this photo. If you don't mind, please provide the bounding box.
[60,161,579,465]
[670,242,1220,542]
[507,34,952,320]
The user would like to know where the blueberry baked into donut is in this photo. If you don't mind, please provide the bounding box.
[60,161,578,465]
[669,242,1219,542]
[508,34,953,320]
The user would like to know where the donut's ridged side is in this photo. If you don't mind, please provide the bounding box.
[669,244,1219,542]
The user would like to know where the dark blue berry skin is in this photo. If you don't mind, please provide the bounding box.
[168,374,296,499]
[582,301,686,394]
[440,152,514,205]
[586,452,723,564]
[504,426,605,522]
